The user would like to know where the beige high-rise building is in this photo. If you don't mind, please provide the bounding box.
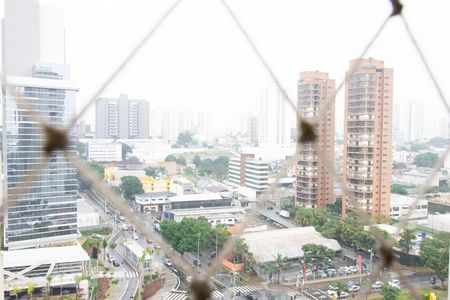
[343,58,393,219]
[296,71,335,208]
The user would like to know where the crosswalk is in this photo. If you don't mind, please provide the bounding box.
[164,291,187,300]
[164,285,261,300]
[111,270,138,279]
[229,285,261,294]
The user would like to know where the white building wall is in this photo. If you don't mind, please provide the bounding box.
[87,141,122,162]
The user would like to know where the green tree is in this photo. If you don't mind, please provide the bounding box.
[193,154,202,168]
[207,224,231,251]
[12,285,20,300]
[393,162,407,169]
[121,143,132,160]
[275,253,288,284]
[165,154,177,162]
[176,156,187,166]
[183,166,194,177]
[302,244,335,269]
[410,143,428,152]
[161,218,211,255]
[420,232,450,286]
[177,131,194,147]
[120,176,144,200]
[398,228,415,254]
[414,152,439,168]
[27,283,35,300]
[144,167,167,178]
[391,184,408,195]
[45,274,53,299]
[74,275,82,300]
[331,198,342,215]
[233,238,250,264]
[330,280,347,299]
[198,158,214,176]
[59,272,66,297]
[265,263,277,283]
[427,137,450,148]
[87,161,105,176]
[380,282,400,300]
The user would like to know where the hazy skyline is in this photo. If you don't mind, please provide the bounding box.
[2,0,450,136]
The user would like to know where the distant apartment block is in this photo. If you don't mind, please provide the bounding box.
[96,94,149,139]
[258,83,290,147]
[343,58,393,218]
[86,140,122,162]
[229,154,269,194]
[296,71,335,208]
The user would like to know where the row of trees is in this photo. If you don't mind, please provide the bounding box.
[294,208,383,251]
[165,154,187,166]
[161,218,231,255]
[193,154,229,180]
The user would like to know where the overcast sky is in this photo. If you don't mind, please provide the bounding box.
[9,0,450,134]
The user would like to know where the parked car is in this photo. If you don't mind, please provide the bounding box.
[347,280,359,287]
[325,269,337,276]
[132,233,139,240]
[146,237,154,244]
[348,285,361,292]
[119,215,125,221]
[112,259,120,267]
[371,281,382,289]
[327,290,337,296]
[210,251,217,258]
[340,292,349,298]
[349,266,358,273]
[91,233,101,239]
[155,243,161,249]
[245,295,257,300]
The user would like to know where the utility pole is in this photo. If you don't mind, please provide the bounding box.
[369,249,373,275]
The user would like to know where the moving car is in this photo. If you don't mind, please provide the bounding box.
[132,233,139,240]
[112,259,120,267]
[193,259,202,267]
[165,259,173,267]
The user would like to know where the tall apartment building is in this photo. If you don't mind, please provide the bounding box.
[2,0,80,249]
[247,114,259,146]
[343,58,393,218]
[95,94,149,139]
[258,83,290,147]
[296,71,335,208]
[228,154,269,194]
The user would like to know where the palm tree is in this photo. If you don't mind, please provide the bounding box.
[45,275,53,299]
[12,284,20,300]
[59,272,66,298]
[275,253,287,284]
[74,275,82,300]
[332,280,347,300]
[27,283,35,300]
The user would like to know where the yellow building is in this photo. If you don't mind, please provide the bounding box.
[142,176,171,193]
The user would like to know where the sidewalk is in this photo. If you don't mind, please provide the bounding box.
[146,270,179,300]
[109,277,129,300]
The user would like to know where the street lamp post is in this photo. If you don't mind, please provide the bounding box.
[197,233,201,273]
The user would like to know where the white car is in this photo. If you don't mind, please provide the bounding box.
[390,279,400,286]
[372,281,382,289]
[165,259,173,267]
[348,285,360,292]
[327,290,337,296]
[340,292,349,298]
[349,266,358,273]
[132,233,139,240]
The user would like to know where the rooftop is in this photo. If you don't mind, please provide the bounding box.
[241,226,341,263]
[2,244,90,268]
[136,191,176,198]
[167,206,245,216]
[123,240,152,260]
[168,193,225,202]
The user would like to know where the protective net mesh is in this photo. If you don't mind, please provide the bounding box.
[2,0,449,299]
